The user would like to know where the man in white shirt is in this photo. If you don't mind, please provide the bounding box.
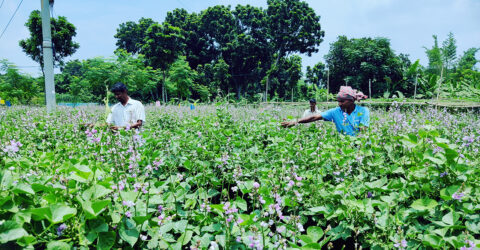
[302,99,321,118]
[106,82,146,130]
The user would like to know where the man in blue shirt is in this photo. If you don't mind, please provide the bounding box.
[281,86,369,136]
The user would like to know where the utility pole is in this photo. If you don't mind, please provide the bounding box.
[326,69,330,102]
[414,74,418,99]
[41,0,56,112]
[368,79,371,98]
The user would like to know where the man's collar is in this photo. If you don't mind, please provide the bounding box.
[120,97,133,106]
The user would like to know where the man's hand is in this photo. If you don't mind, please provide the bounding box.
[281,121,297,128]
[110,126,120,131]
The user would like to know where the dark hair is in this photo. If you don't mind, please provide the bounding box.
[111,82,127,92]
[309,98,316,103]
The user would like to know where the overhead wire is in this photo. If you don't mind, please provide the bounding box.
[0,0,24,40]
[0,0,5,9]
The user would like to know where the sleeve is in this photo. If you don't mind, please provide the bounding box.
[321,108,336,121]
[106,111,113,124]
[136,103,146,123]
[360,108,370,127]
[302,110,309,118]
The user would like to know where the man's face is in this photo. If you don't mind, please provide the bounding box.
[337,97,354,111]
[310,102,316,111]
[113,91,128,103]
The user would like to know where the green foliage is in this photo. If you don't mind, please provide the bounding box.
[166,57,196,100]
[114,18,156,54]
[306,62,326,88]
[53,52,160,103]
[19,10,79,72]
[0,60,40,104]
[1,105,480,249]
[325,36,403,97]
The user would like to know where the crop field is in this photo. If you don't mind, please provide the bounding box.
[0,104,479,249]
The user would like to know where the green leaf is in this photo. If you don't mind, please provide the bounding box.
[13,183,35,195]
[174,220,188,233]
[177,230,193,246]
[422,234,443,248]
[50,204,77,224]
[233,197,248,211]
[82,184,113,200]
[301,243,323,249]
[46,241,70,250]
[16,235,36,247]
[411,198,438,211]
[119,219,139,247]
[444,148,458,161]
[298,235,313,245]
[133,214,151,225]
[89,219,108,233]
[0,221,28,243]
[365,178,387,189]
[215,234,226,247]
[307,226,324,243]
[466,221,480,233]
[97,231,116,250]
[440,185,460,201]
[79,197,111,219]
[442,211,459,226]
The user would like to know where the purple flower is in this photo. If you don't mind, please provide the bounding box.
[57,223,67,236]
[440,172,448,177]
[125,211,132,218]
[367,191,373,198]
[393,239,407,249]
[157,205,163,213]
[452,192,465,201]
[253,182,260,189]
[3,140,22,154]
[122,200,135,207]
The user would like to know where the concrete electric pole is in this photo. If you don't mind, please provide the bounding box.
[41,0,56,112]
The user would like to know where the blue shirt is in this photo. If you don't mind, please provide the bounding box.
[321,106,370,136]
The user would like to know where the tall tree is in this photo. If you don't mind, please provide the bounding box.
[19,10,79,75]
[457,48,479,71]
[167,56,196,100]
[269,55,302,100]
[325,36,403,97]
[306,62,326,88]
[114,18,156,54]
[424,35,443,75]
[165,9,217,69]
[441,32,457,71]
[142,23,185,102]
[0,60,39,104]
[264,0,325,100]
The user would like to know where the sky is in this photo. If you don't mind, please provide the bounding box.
[0,0,479,77]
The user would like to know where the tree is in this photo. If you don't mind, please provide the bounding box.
[306,62,326,88]
[457,48,479,71]
[19,10,79,75]
[441,32,457,72]
[166,9,217,69]
[264,0,325,100]
[167,57,196,100]
[114,18,156,54]
[325,36,403,97]
[269,55,302,100]
[0,60,39,104]
[142,23,185,102]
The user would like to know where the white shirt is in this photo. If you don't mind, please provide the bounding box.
[303,108,321,118]
[106,98,146,127]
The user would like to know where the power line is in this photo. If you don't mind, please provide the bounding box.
[0,0,5,9]
[0,0,24,40]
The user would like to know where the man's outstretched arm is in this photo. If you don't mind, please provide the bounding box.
[281,114,323,127]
